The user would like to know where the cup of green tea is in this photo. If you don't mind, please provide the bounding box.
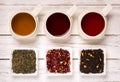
[78,4,112,41]
[10,5,42,41]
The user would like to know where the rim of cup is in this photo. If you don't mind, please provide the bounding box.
[10,11,38,39]
[78,10,107,40]
[44,12,72,40]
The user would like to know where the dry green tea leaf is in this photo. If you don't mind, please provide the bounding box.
[12,50,36,74]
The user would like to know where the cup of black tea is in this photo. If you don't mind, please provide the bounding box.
[78,4,112,41]
[45,6,77,42]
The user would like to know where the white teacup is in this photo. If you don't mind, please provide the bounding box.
[10,5,42,41]
[78,4,112,41]
[44,6,77,42]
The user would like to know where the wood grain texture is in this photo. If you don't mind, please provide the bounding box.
[0,35,120,58]
[0,60,120,81]
[0,0,120,82]
[0,0,120,5]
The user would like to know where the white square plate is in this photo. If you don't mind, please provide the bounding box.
[79,48,106,76]
[44,47,73,76]
[10,48,38,76]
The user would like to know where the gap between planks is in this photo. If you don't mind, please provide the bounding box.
[0,34,120,36]
[0,58,120,60]
[0,4,120,6]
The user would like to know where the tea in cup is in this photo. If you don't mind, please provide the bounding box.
[10,5,42,41]
[78,4,112,41]
[44,6,77,42]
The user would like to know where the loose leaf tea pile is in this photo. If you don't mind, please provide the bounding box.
[46,49,71,73]
[12,50,36,74]
[80,49,104,74]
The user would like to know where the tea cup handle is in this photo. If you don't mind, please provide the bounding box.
[66,5,77,17]
[32,5,42,16]
[102,4,112,16]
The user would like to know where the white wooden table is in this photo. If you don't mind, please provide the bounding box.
[0,0,120,82]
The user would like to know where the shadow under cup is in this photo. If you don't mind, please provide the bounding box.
[81,12,105,36]
[11,13,36,36]
[46,13,70,37]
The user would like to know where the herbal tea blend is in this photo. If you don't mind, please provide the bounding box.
[12,50,36,74]
[46,48,71,73]
[80,49,104,74]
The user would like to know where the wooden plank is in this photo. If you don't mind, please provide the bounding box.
[0,35,119,47]
[0,0,120,5]
[0,60,120,73]
[0,6,119,35]
[0,60,120,81]
[71,0,120,5]
[0,35,119,58]
[0,0,70,5]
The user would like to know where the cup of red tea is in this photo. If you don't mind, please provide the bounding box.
[10,5,42,41]
[78,4,112,41]
[44,6,77,42]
